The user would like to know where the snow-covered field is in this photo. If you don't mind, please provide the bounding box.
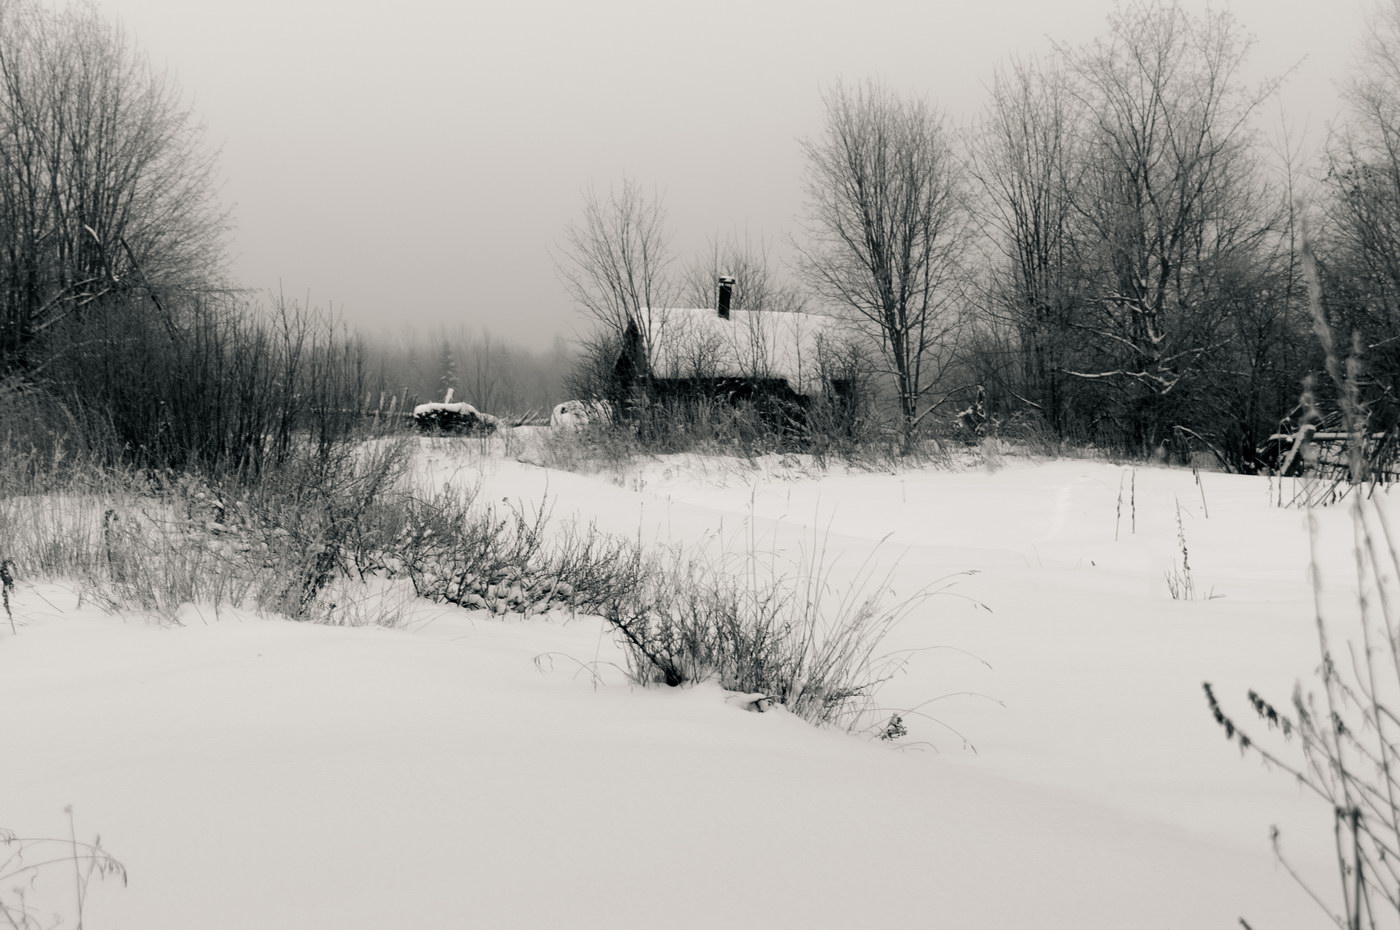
[2,437,1371,928]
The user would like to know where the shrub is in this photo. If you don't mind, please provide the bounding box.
[594,530,941,729]
[385,484,562,615]
[0,437,414,624]
[31,295,389,478]
[201,438,414,618]
[339,466,939,730]
[2,428,949,735]
[533,419,645,474]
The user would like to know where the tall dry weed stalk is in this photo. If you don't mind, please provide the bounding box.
[1294,222,1388,502]
[1165,499,1198,600]
[0,809,126,930]
[1115,467,1137,541]
[1204,222,1400,928]
[1205,493,1400,928]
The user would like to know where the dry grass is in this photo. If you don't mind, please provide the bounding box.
[592,525,965,729]
[530,391,950,478]
[0,438,417,625]
[1165,499,1214,601]
[1,809,126,930]
[1,430,954,735]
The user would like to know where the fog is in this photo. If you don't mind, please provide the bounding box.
[95,0,1366,344]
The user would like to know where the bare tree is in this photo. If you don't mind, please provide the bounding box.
[465,329,514,413]
[555,179,674,349]
[1198,119,1314,472]
[1321,0,1400,436]
[968,56,1082,432]
[1349,0,1400,168]
[1057,1,1277,452]
[681,234,804,315]
[798,80,971,446]
[0,0,228,370]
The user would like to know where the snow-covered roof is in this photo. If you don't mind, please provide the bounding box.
[639,308,854,396]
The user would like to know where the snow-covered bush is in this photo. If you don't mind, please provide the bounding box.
[550,399,614,430]
[360,478,930,729]
[371,482,653,618]
[596,535,942,728]
[0,438,414,624]
[0,428,932,733]
[384,486,572,615]
[224,439,414,618]
[532,418,641,473]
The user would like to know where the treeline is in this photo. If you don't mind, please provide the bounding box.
[960,4,1371,473]
[560,1,1400,474]
[0,0,384,475]
[6,0,1399,476]
[0,0,565,476]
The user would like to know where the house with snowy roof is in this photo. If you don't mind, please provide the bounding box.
[610,276,861,433]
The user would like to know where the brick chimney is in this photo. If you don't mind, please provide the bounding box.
[717,275,735,320]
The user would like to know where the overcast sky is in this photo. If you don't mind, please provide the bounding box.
[92,0,1369,346]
